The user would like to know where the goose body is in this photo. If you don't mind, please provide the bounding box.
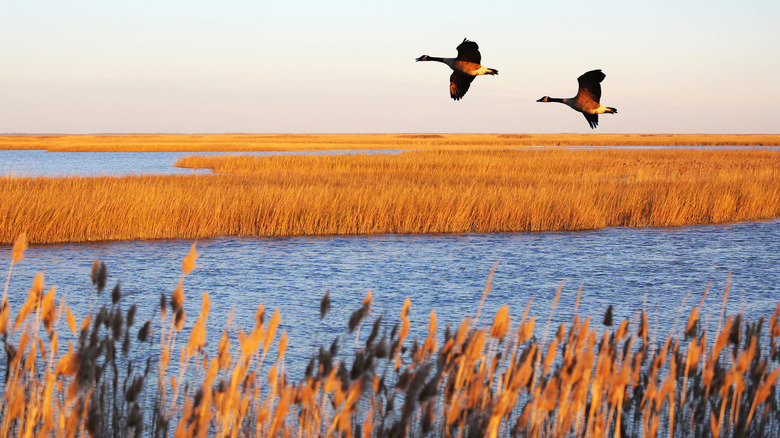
[537,69,617,129]
[416,38,498,100]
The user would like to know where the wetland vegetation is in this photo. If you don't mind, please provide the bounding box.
[2,148,779,244]
[2,237,780,437]
[2,135,780,436]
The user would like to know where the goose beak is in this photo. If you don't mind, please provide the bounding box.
[415,55,426,62]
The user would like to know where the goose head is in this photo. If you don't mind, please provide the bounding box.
[415,55,430,62]
[537,96,551,102]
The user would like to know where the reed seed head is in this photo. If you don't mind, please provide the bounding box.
[182,243,198,275]
[91,261,107,293]
[11,232,28,264]
[603,305,613,327]
[320,290,331,319]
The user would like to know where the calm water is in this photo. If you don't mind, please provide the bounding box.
[0,149,398,177]
[2,147,777,177]
[3,219,778,373]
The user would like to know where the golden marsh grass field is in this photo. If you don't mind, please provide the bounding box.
[1,141,780,243]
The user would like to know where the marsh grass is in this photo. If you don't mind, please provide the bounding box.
[2,235,780,437]
[2,134,780,152]
[2,149,780,244]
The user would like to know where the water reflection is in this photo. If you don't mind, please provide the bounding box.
[3,219,778,373]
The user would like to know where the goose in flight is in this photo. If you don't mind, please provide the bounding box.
[416,38,498,101]
[537,69,617,128]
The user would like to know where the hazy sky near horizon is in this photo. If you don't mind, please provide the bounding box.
[2,1,779,134]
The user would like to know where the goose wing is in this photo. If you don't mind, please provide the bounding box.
[455,38,481,64]
[575,69,606,103]
[450,71,475,100]
[583,113,599,129]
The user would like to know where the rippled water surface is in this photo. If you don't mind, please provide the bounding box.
[3,220,778,372]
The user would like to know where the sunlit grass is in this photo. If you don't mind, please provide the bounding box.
[2,133,780,152]
[1,148,779,244]
[2,235,780,436]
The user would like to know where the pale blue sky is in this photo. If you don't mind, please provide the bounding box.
[2,1,779,134]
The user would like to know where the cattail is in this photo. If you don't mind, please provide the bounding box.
[305,357,315,378]
[159,291,167,314]
[138,321,151,342]
[320,290,331,319]
[419,376,439,403]
[111,282,121,304]
[348,306,367,333]
[95,305,108,328]
[112,308,124,339]
[91,261,107,294]
[337,362,349,392]
[396,369,414,391]
[366,316,382,348]
[730,314,742,346]
[125,376,145,403]
[126,304,137,328]
[330,338,339,357]
[174,307,185,331]
[122,330,131,355]
[375,339,388,359]
[603,305,613,327]
[350,351,365,380]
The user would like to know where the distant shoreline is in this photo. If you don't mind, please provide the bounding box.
[2,133,780,152]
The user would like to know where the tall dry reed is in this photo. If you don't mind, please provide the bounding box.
[2,149,780,243]
[2,235,780,437]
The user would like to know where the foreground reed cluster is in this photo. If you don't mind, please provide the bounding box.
[3,148,780,244]
[2,234,780,437]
